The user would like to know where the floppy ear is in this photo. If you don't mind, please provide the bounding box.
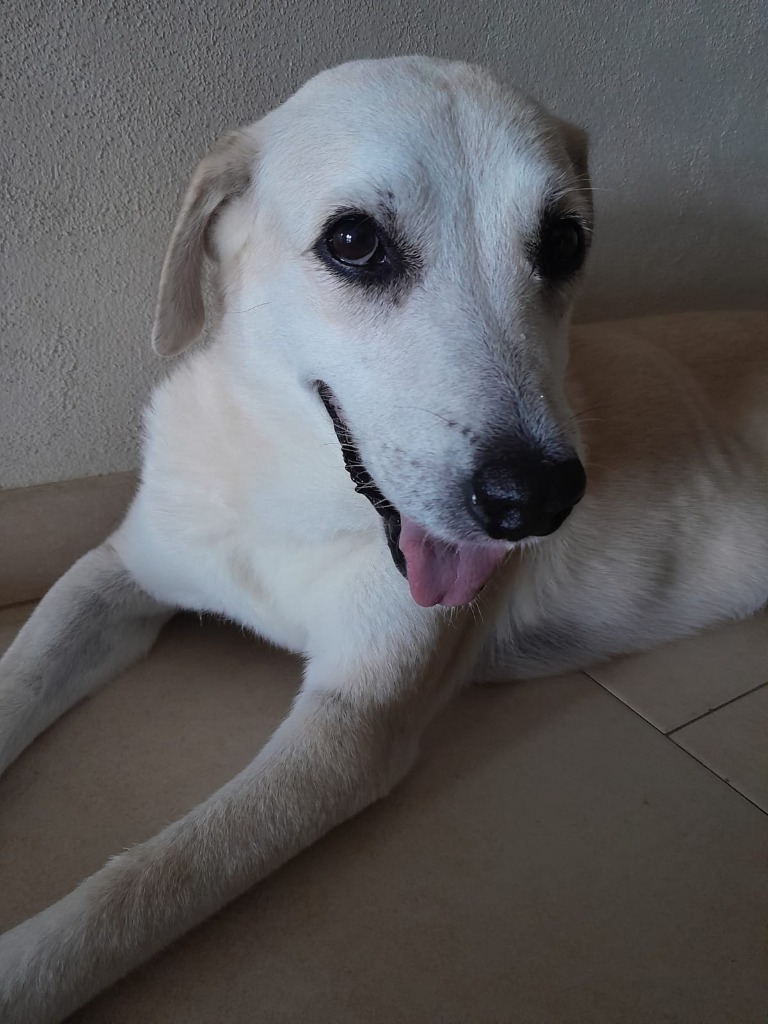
[553,117,589,180]
[553,117,592,213]
[152,129,256,356]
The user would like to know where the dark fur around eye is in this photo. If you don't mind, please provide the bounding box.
[312,210,418,289]
[530,213,588,282]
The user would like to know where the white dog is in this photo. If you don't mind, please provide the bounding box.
[1,56,766,1022]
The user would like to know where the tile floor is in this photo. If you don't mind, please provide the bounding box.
[586,612,768,813]
[1,601,766,1023]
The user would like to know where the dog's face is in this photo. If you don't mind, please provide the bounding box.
[153,57,593,607]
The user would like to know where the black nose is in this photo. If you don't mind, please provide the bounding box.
[468,452,586,542]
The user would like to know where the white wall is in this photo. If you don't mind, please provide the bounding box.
[2,0,766,488]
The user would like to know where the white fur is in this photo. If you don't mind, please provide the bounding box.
[0,56,766,1022]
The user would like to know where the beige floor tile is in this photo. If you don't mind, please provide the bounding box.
[0,601,36,652]
[586,611,768,733]
[672,682,768,813]
[1,612,765,1024]
[0,471,137,606]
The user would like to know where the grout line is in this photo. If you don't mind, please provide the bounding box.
[666,679,768,736]
[581,670,768,816]
[664,739,768,816]
[583,668,654,720]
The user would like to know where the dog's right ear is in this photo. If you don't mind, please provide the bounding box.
[152,129,257,357]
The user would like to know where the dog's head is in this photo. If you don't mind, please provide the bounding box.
[153,56,593,608]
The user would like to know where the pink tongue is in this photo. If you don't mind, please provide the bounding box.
[398,516,508,608]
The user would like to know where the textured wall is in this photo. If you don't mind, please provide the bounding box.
[2,0,766,488]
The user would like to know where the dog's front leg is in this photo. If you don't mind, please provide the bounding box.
[0,541,173,776]
[0,599,484,1024]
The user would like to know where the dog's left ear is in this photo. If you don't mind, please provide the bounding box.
[152,129,257,357]
[553,117,592,209]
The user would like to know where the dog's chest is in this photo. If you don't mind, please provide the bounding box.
[120,354,386,651]
[122,478,385,653]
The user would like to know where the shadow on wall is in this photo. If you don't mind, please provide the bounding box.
[578,192,768,323]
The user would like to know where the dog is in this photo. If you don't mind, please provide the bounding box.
[1,55,766,1022]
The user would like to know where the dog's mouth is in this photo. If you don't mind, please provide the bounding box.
[317,382,407,576]
[317,382,508,608]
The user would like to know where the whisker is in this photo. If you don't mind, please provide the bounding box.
[573,416,603,427]
[396,405,457,427]
[229,301,270,315]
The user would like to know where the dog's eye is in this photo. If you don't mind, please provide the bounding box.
[533,216,586,281]
[326,215,385,267]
